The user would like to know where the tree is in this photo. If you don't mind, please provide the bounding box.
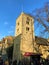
[30,2,49,38]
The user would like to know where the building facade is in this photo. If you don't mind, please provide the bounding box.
[13,12,39,61]
[15,12,37,55]
[13,12,49,61]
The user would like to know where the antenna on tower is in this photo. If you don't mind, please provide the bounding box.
[21,1,23,13]
[22,5,23,12]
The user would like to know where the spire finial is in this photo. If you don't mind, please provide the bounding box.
[22,4,23,13]
[21,1,23,13]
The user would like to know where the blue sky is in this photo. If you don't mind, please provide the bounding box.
[0,0,49,39]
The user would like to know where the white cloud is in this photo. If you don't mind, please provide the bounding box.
[4,21,8,25]
[8,30,13,34]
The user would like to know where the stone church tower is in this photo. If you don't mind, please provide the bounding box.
[13,12,36,61]
[15,12,35,53]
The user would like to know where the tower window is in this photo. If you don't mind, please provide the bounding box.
[17,22,19,25]
[27,17,30,21]
[17,29,19,32]
[26,21,29,24]
[31,19,32,21]
[26,27,29,31]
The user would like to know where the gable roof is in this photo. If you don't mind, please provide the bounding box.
[35,36,49,46]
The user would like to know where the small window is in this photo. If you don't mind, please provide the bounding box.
[26,21,29,24]
[27,17,30,21]
[31,19,32,21]
[18,22,19,25]
[17,29,19,32]
[26,27,29,31]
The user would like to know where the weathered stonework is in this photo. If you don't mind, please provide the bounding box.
[15,12,36,55]
[14,12,49,60]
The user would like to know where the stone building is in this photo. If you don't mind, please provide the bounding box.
[13,12,49,61]
[0,12,49,61]
[15,12,37,54]
[2,36,14,48]
[13,12,40,61]
[0,36,14,61]
[35,36,49,59]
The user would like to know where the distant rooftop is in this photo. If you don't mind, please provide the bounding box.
[35,36,49,46]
